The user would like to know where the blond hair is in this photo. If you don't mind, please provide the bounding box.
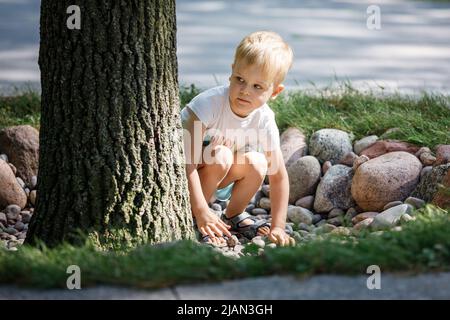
[233,31,293,86]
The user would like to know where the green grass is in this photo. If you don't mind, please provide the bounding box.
[268,84,450,149]
[0,90,41,130]
[1,205,449,289]
[2,83,449,149]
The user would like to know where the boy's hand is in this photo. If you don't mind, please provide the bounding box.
[195,208,232,239]
[268,226,296,246]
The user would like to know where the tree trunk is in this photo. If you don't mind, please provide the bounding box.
[26,0,195,248]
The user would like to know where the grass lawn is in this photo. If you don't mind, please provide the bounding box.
[0,205,448,289]
[0,84,449,289]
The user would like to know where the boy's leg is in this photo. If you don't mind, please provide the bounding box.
[197,145,234,203]
[217,151,270,235]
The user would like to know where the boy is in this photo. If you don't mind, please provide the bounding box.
[181,31,294,246]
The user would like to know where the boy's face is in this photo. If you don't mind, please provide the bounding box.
[228,61,284,117]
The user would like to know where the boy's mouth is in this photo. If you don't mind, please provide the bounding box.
[237,97,250,104]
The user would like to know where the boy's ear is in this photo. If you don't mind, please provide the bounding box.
[270,84,285,100]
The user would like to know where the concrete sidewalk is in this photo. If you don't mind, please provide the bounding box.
[1,272,449,300]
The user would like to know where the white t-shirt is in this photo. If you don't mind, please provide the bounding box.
[181,85,280,153]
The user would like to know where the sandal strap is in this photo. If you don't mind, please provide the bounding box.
[223,211,253,227]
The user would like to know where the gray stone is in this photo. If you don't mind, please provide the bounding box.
[261,185,270,198]
[420,166,432,180]
[383,201,404,211]
[251,237,265,248]
[20,211,31,224]
[266,243,277,249]
[30,176,37,189]
[0,212,6,225]
[328,208,345,218]
[295,195,314,210]
[297,222,314,232]
[258,197,271,210]
[327,216,343,227]
[5,227,17,235]
[0,154,8,162]
[411,163,450,202]
[14,221,24,232]
[370,204,411,230]
[354,135,379,155]
[5,205,21,220]
[245,204,255,213]
[314,165,355,213]
[309,129,353,164]
[251,208,268,216]
[211,203,222,212]
[404,197,425,209]
[287,156,321,204]
[287,206,313,225]
[314,224,337,234]
[312,214,322,225]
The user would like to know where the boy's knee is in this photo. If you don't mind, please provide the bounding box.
[204,145,233,171]
[245,152,268,177]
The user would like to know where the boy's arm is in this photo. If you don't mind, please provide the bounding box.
[182,108,232,238]
[264,147,293,245]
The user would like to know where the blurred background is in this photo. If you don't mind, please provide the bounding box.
[0,0,449,94]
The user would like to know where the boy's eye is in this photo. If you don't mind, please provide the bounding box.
[236,76,244,82]
[254,85,262,90]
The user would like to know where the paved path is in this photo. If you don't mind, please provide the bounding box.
[0,0,449,94]
[1,272,449,299]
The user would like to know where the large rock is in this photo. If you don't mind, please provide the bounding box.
[434,145,450,166]
[370,204,411,230]
[352,151,422,211]
[0,159,28,209]
[0,125,39,186]
[314,164,355,213]
[280,127,308,168]
[411,163,450,203]
[309,129,353,164]
[287,156,321,204]
[360,140,420,159]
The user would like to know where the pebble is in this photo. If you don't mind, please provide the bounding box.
[252,237,266,248]
[5,227,17,235]
[327,216,343,227]
[383,201,403,211]
[312,214,322,224]
[404,197,425,209]
[261,184,270,198]
[211,203,222,212]
[252,208,268,216]
[245,204,255,213]
[21,211,32,223]
[5,205,21,220]
[0,154,8,162]
[295,195,315,210]
[30,190,37,206]
[31,176,38,189]
[14,221,25,232]
[258,197,271,210]
[328,208,345,218]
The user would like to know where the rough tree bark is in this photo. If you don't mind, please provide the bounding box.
[26,0,195,248]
